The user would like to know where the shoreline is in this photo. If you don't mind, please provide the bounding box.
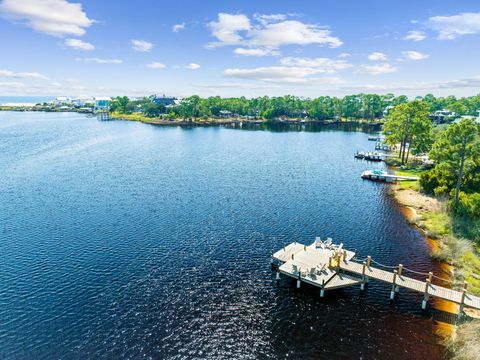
[391,169,480,359]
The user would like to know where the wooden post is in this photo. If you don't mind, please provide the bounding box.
[367,256,371,267]
[283,246,286,252]
[297,270,301,288]
[361,261,367,290]
[422,279,430,310]
[328,256,332,268]
[463,281,468,291]
[390,270,397,300]
[320,279,325,297]
[398,264,403,276]
[276,271,280,280]
[395,264,403,292]
[304,245,306,251]
[292,254,294,260]
[459,289,467,316]
[343,250,347,262]
[428,272,433,282]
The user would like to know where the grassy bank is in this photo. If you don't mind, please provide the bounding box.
[390,165,480,358]
[392,166,480,295]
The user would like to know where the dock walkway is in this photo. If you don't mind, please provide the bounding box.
[273,239,480,315]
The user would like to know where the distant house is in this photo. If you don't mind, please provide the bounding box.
[430,109,455,124]
[151,95,178,107]
[53,97,72,106]
[71,97,93,107]
[219,110,233,118]
[94,97,111,111]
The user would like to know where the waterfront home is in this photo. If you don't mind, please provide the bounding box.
[152,95,178,107]
[53,96,72,106]
[430,109,455,124]
[94,97,111,111]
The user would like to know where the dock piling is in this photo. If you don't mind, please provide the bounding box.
[320,279,325,297]
[422,278,431,310]
[390,270,398,300]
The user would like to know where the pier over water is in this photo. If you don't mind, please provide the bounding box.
[273,238,480,317]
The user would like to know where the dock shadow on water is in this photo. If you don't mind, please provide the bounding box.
[0,112,448,359]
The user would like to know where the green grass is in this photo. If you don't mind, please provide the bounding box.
[396,167,425,191]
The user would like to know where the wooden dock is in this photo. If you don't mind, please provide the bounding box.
[272,239,480,315]
[361,170,419,182]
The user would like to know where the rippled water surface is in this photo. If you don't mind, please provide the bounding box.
[0,112,446,359]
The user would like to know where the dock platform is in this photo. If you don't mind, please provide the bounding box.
[361,170,419,182]
[273,239,480,315]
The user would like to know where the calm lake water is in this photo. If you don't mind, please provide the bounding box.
[0,112,447,359]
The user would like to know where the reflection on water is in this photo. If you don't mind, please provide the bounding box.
[0,112,447,359]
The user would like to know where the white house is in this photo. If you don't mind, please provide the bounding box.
[53,97,72,106]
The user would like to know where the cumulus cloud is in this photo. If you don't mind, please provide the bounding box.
[0,0,94,37]
[207,13,342,53]
[184,63,200,70]
[367,52,388,61]
[147,62,166,69]
[403,30,427,41]
[0,69,48,80]
[402,51,429,60]
[64,38,94,50]
[172,22,185,32]
[76,58,123,64]
[358,63,397,75]
[233,47,279,56]
[427,12,480,40]
[338,52,351,58]
[223,56,351,85]
[131,39,154,52]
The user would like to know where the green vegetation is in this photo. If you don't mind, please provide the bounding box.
[383,100,433,164]
[445,320,480,360]
[107,92,480,122]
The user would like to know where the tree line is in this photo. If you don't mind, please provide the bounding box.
[110,93,480,121]
[383,101,480,217]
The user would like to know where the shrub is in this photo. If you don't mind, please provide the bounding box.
[455,192,480,219]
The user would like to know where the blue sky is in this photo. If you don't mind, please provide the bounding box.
[0,0,479,98]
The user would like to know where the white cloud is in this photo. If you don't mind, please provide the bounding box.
[253,13,288,25]
[358,63,398,75]
[224,66,344,85]
[64,38,94,50]
[172,22,185,32]
[234,47,279,56]
[76,58,123,64]
[147,62,166,69]
[185,63,200,70]
[131,39,154,52]
[343,76,480,92]
[367,52,388,61]
[338,52,351,58]
[208,13,251,45]
[0,81,25,89]
[223,54,351,85]
[402,50,429,60]
[279,57,352,73]
[0,69,48,80]
[248,20,342,48]
[0,0,94,37]
[427,12,480,40]
[403,30,426,41]
[207,13,342,51]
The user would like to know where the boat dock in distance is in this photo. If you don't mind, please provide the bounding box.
[272,238,480,316]
[361,169,419,182]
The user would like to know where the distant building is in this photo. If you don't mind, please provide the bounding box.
[151,95,178,107]
[94,97,111,110]
[430,109,455,124]
[71,97,93,107]
[53,97,72,106]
